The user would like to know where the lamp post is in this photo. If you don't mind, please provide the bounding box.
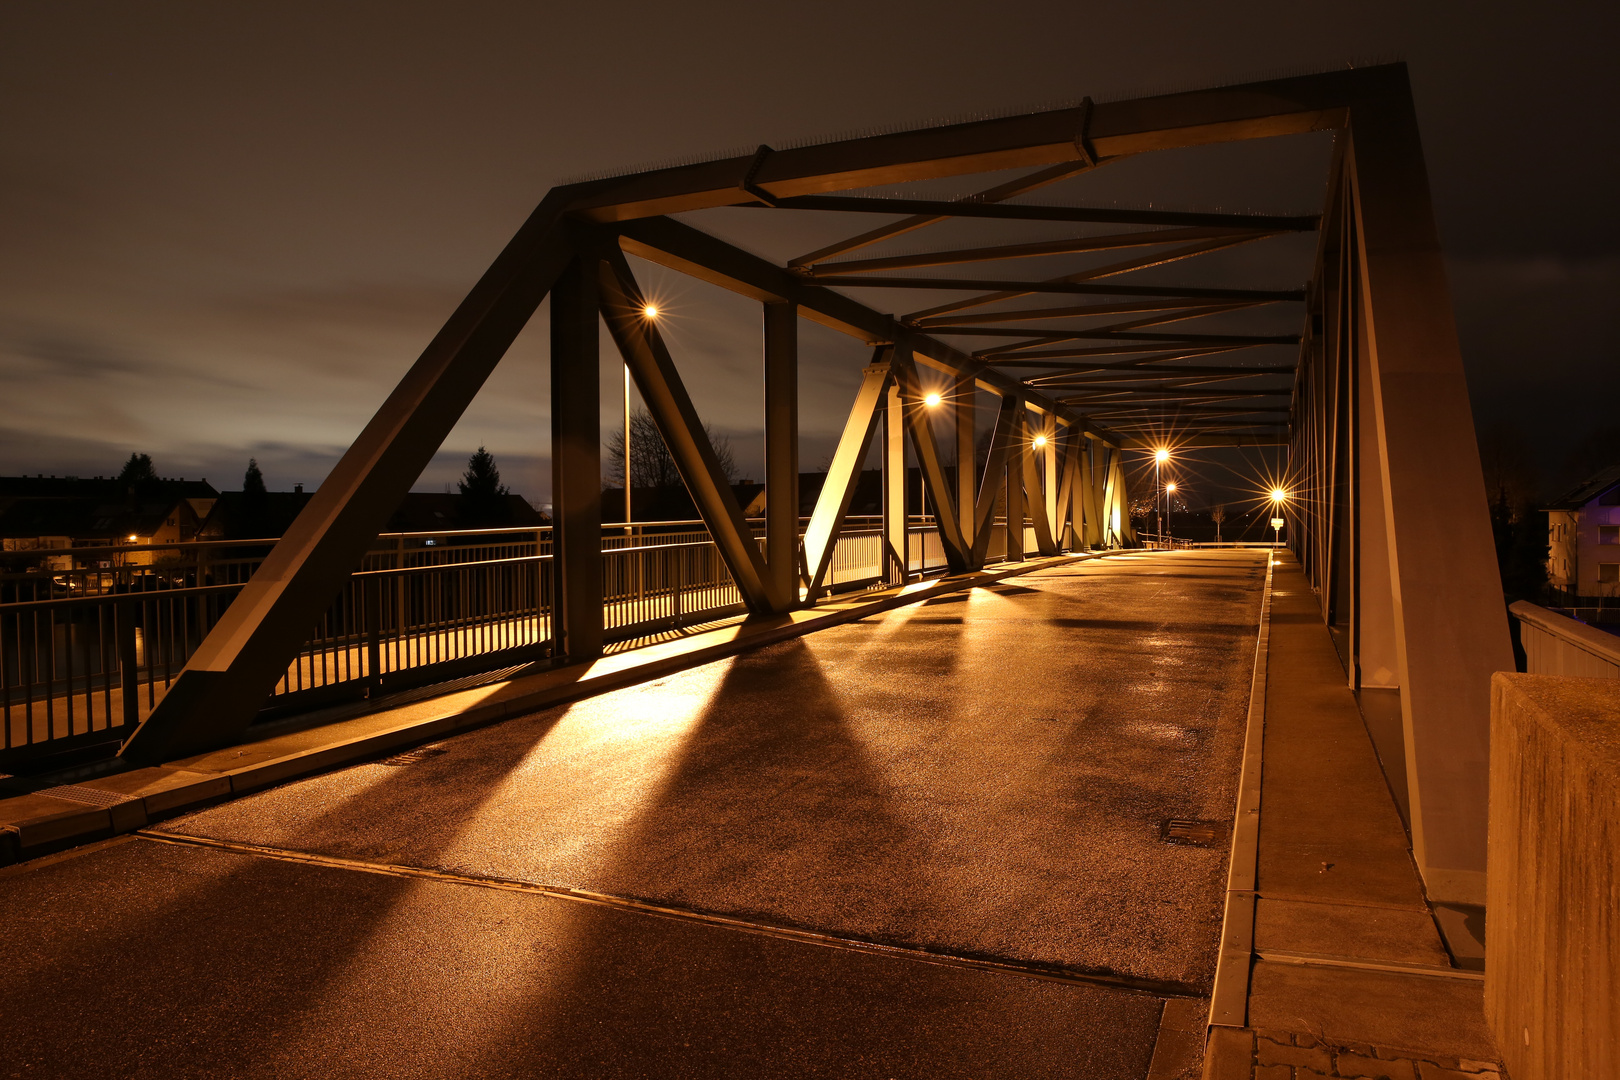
[1269,487,1287,550]
[1154,448,1170,547]
[1165,481,1177,546]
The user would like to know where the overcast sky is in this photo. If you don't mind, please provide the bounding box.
[2,1,1615,507]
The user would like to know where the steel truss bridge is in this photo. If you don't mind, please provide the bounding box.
[103,63,1507,907]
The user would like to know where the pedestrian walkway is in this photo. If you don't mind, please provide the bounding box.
[2,550,1268,1079]
[1204,557,1504,1080]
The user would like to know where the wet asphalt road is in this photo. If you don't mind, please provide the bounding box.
[1,550,1266,1079]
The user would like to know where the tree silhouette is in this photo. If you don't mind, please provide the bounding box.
[457,445,510,526]
[243,458,267,497]
[605,408,738,490]
[117,452,158,504]
[118,452,157,486]
[241,458,270,537]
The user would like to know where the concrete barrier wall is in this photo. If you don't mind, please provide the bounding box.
[1487,673,1620,1080]
[1510,601,1620,679]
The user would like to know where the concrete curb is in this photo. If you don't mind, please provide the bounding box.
[1204,552,1275,1076]
[0,551,1123,866]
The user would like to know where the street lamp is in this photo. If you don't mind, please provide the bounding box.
[924,392,942,407]
[1153,448,1171,545]
[1269,488,1288,549]
[1165,482,1177,545]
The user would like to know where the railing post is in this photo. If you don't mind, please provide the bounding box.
[117,598,139,729]
[364,575,383,694]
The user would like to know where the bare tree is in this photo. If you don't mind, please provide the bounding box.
[605,407,738,490]
[1211,503,1226,543]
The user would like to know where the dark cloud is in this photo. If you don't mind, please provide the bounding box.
[1,0,1614,503]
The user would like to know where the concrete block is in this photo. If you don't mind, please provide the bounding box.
[4,795,112,851]
[0,826,18,866]
[1256,1040,1332,1071]
[1486,673,1620,1080]
[1202,1027,1254,1080]
[1335,1049,1415,1079]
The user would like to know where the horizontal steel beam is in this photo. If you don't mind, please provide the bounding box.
[754,193,1318,232]
[811,275,1305,302]
[554,67,1385,221]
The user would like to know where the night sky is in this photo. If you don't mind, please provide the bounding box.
[3,1,1615,509]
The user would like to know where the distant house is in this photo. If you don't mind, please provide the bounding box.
[1545,464,1620,594]
[0,475,219,570]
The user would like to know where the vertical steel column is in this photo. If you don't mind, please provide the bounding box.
[763,301,799,609]
[550,257,604,661]
[1348,68,1513,903]
[1043,421,1059,545]
[882,379,908,582]
[955,375,976,553]
[1004,404,1026,562]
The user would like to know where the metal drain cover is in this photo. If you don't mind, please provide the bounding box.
[379,746,448,767]
[38,784,128,809]
[1159,818,1224,847]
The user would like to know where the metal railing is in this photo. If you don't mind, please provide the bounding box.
[0,517,906,769]
[1509,600,1620,680]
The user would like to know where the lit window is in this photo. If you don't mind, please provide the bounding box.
[1602,526,1620,546]
[1601,563,1620,585]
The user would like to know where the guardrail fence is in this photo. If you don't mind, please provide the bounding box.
[0,513,989,770]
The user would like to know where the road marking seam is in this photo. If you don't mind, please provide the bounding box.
[135,828,1200,999]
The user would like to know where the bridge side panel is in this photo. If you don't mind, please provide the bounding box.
[1348,69,1514,905]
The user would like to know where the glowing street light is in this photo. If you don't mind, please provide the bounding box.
[1153,448,1172,545]
[1165,482,1177,544]
[642,304,659,319]
[1269,488,1288,549]
[924,392,942,407]
[1165,482,1177,494]
[1033,434,1047,448]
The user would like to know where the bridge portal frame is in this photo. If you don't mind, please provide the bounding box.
[120,63,1509,912]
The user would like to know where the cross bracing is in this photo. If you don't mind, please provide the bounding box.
[118,64,1513,933]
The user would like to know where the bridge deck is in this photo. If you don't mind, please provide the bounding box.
[1,550,1269,1079]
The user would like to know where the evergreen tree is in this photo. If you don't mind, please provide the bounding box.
[117,452,158,504]
[243,458,267,497]
[117,452,157,487]
[241,458,270,537]
[457,446,510,527]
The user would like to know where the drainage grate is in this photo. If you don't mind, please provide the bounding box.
[378,746,448,767]
[37,784,129,809]
[1159,818,1224,848]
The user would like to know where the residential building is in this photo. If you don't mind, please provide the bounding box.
[1545,464,1620,595]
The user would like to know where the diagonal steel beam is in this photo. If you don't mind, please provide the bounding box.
[598,251,781,613]
[916,296,1262,327]
[119,194,577,763]
[1021,414,1059,556]
[788,160,1098,268]
[804,355,893,597]
[891,344,969,570]
[902,234,1277,323]
[970,396,1022,566]
[811,226,1273,276]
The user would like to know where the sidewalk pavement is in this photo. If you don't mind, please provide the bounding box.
[0,554,1093,867]
[1204,556,1504,1080]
